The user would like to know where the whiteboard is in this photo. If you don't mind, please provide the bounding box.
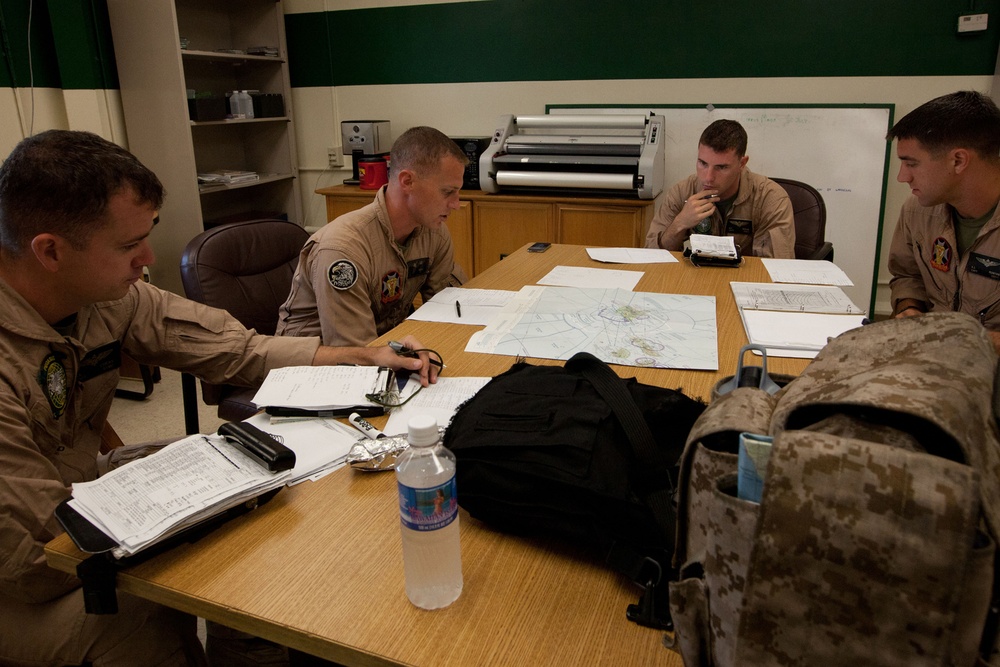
[549,104,893,313]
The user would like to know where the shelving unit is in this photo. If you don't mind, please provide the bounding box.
[106,0,301,294]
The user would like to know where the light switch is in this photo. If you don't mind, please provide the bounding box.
[958,13,989,33]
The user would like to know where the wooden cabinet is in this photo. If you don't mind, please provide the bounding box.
[106,0,301,294]
[317,185,657,276]
[473,200,555,272]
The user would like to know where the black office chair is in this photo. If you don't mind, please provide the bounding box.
[771,177,834,261]
[179,218,309,431]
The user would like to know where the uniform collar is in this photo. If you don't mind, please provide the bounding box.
[0,273,68,342]
[732,167,756,208]
[374,185,423,250]
[945,198,1000,235]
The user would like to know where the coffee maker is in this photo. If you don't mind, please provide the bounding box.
[341,120,391,185]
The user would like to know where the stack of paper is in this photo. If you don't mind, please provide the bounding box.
[197,170,259,185]
[247,46,279,57]
[689,234,739,260]
[245,413,361,485]
[684,234,742,266]
[69,435,290,557]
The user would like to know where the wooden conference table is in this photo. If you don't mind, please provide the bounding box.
[47,244,810,666]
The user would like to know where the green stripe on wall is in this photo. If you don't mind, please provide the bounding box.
[0,0,117,90]
[286,0,1000,87]
[46,0,118,90]
[0,0,60,88]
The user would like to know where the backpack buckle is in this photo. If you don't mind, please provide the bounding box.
[625,557,673,630]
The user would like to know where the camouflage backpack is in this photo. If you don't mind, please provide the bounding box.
[669,312,1000,666]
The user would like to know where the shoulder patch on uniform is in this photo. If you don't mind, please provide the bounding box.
[328,259,358,290]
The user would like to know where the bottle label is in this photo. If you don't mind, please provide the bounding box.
[398,477,458,532]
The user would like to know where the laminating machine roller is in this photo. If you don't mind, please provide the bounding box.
[479,113,664,199]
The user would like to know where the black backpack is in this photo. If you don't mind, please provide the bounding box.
[443,352,705,629]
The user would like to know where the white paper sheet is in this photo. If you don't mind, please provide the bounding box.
[250,365,386,410]
[586,247,679,264]
[761,258,854,286]
[407,286,517,325]
[739,310,867,358]
[536,265,644,290]
[384,376,492,436]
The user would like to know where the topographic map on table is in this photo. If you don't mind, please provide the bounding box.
[466,285,718,370]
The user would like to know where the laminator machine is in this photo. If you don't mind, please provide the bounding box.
[479,113,664,199]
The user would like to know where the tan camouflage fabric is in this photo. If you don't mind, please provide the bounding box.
[670,312,1000,666]
[771,312,1000,541]
[674,387,776,569]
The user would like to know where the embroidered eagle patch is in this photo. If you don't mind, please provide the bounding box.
[328,260,358,290]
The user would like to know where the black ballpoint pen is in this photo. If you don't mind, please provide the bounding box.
[455,300,462,318]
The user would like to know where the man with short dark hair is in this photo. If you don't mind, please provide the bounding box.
[886,90,1000,352]
[645,119,795,258]
[0,130,435,666]
[277,125,468,346]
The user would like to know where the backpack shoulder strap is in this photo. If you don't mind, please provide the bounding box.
[565,352,660,467]
[564,353,677,587]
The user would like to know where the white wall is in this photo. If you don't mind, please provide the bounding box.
[291,74,992,315]
[0,86,128,157]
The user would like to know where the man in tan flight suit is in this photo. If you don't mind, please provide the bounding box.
[886,90,1000,353]
[277,126,467,346]
[0,130,436,667]
[645,119,795,258]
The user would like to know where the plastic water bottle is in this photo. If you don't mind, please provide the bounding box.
[230,90,253,119]
[395,415,462,609]
[241,91,255,119]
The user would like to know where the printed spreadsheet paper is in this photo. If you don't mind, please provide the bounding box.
[730,282,863,314]
[69,435,289,557]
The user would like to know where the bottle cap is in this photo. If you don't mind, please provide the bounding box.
[407,415,439,447]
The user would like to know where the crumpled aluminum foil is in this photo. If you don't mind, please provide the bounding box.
[346,434,410,471]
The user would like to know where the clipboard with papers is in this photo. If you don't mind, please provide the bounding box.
[252,365,393,418]
[683,234,743,267]
[56,422,294,559]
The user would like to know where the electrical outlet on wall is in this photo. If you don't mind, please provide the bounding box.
[327,147,342,169]
[958,13,988,33]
